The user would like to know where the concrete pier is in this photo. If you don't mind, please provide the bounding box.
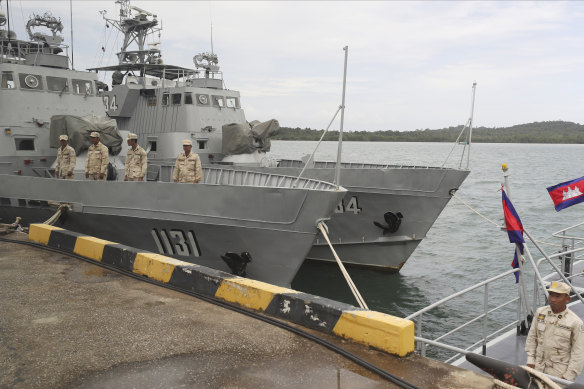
[0,231,493,388]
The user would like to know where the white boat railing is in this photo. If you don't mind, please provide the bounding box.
[407,224,584,365]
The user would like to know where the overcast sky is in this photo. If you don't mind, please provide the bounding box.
[4,1,584,132]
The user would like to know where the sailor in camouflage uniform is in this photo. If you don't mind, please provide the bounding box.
[55,134,76,179]
[85,131,109,181]
[124,133,147,181]
[525,281,584,381]
[173,139,202,183]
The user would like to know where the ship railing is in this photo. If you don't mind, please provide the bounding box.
[405,268,521,363]
[406,242,584,364]
[0,39,70,64]
[276,159,460,170]
[146,164,338,191]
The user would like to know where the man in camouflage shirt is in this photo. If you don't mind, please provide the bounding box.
[85,131,109,180]
[526,281,584,381]
[124,133,147,181]
[55,134,76,179]
[173,139,202,183]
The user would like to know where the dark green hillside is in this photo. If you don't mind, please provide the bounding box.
[272,121,584,143]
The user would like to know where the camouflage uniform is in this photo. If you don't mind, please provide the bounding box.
[525,305,584,381]
[125,145,147,181]
[85,142,109,181]
[56,145,76,179]
[173,152,202,183]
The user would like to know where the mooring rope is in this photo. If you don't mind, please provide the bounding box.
[493,365,562,389]
[43,204,71,225]
[451,193,564,249]
[317,221,368,309]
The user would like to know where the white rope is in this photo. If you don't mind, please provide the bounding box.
[317,221,368,309]
[43,204,71,225]
[451,193,501,227]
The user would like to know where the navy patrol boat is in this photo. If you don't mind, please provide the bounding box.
[0,4,105,176]
[90,0,471,273]
[0,2,348,287]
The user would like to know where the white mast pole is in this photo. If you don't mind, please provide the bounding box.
[465,82,477,169]
[69,0,74,69]
[335,46,348,188]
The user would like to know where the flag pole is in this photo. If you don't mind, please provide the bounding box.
[502,163,532,327]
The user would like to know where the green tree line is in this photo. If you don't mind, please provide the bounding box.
[271,121,584,143]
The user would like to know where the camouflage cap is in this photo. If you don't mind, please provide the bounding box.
[127,133,138,140]
[59,135,68,141]
[183,139,192,146]
[548,281,571,295]
[90,131,100,138]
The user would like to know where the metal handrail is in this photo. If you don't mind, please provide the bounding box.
[409,229,584,363]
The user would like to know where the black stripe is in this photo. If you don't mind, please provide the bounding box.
[266,292,360,333]
[169,265,231,297]
[101,244,139,272]
[47,229,84,252]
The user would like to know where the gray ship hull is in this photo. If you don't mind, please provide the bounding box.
[0,172,346,287]
[220,163,470,270]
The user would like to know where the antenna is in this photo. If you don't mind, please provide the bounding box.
[209,4,214,54]
[70,0,74,69]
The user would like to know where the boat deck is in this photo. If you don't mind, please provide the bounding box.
[455,260,584,384]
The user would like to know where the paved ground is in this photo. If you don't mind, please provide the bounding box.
[0,233,494,389]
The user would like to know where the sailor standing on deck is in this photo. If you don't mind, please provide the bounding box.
[525,281,584,381]
[55,135,76,179]
[85,132,109,181]
[173,139,202,183]
[124,133,147,181]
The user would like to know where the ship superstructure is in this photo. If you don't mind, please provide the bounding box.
[0,4,105,176]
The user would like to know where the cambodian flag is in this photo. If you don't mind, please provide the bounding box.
[511,246,523,283]
[502,189,524,244]
[547,176,584,211]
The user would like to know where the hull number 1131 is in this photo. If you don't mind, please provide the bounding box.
[151,228,201,257]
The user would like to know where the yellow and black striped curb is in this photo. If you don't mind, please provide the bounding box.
[29,224,414,356]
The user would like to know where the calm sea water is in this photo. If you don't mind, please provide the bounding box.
[271,141,584,359]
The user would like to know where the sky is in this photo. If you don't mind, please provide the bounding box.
[3,1,584,132]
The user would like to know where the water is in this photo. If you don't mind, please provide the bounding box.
[271,140,584,359]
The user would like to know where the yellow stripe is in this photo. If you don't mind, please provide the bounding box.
[73,236,115,261]
[28,224,63,245]
[332,310,414,356]
[215,278,292,311]
[133,253,190,283]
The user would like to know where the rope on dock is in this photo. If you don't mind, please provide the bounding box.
[317,221,368,310]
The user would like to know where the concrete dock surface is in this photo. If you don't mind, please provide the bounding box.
[0,233,494,389]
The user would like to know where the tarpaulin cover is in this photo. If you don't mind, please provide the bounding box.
[49,115,123,155]
[222,119,279,155]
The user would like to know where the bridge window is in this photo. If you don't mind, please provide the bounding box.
[15,138,35,150]
[1,72,15,89]
[184,92,193,105]
[226,97,239,108]
[212,95,224,107]
[19,73,43,90]
[162,93,169,106]
[197,140,208,150]
[72,79,94,95]
[47,76,69,93]
[172,93,182,105]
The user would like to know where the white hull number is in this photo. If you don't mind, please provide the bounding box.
[151,228,201,257]
[335,196,361,214]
